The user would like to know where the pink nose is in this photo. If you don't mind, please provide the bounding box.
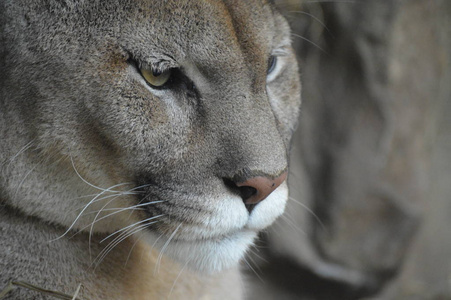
[236,171,287,205]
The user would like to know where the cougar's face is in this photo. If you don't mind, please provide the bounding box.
[1,0,300,272]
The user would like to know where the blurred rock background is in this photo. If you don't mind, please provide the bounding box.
[245,0,451,299]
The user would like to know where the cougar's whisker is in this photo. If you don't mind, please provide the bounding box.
[287,10,333,36]
[280,213,308,236]
[12,154,65,201]
[124,232,145,268]
[12,165,38,201]
[81,207,146,217]
[155,223,182,275]
[100,214,165,243]
[70,156,133,193]
[291,33,328,54]
[247,247,268,264]
[242,257,264,284]
[245,251,263,274]
[95,220,161,268]
[69,183,151,232]
[67,208,150,241]
[96,222,154,267]
[168,256,192,298]
[70,193,131,214]
[88,193,126,258]
[70,182,149,214]
[53,181,134,241]
[4,140,35,170]
[288,196,326,231]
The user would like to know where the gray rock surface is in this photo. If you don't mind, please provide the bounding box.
[246,0,451,299]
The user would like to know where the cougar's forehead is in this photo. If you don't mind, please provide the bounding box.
[183,0,273,67]
[124,0,283,85]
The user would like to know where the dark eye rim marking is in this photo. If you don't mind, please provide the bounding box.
[267,55,277,75]
[128,58,199,96]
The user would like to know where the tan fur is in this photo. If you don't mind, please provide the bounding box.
[92,239,241,299]
[0,0,301,298]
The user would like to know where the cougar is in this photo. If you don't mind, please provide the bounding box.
[0,0,301,298]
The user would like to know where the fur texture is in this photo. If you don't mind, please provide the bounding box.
[0,0,301,299]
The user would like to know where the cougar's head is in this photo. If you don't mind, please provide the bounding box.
[0,0,301,272]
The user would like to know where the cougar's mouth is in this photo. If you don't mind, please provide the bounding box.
[130,175,288,272]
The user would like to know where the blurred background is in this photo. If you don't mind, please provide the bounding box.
[245,0,451,299]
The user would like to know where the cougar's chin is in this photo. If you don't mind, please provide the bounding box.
[143,230,257,273]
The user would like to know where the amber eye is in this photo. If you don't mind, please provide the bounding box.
[267,55,277,75]
[140,68,172,88]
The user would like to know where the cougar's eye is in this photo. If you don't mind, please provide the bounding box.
[267,55,277,75]
[140,68,172,88]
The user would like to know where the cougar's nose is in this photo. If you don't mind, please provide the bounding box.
[236,171,287,209]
